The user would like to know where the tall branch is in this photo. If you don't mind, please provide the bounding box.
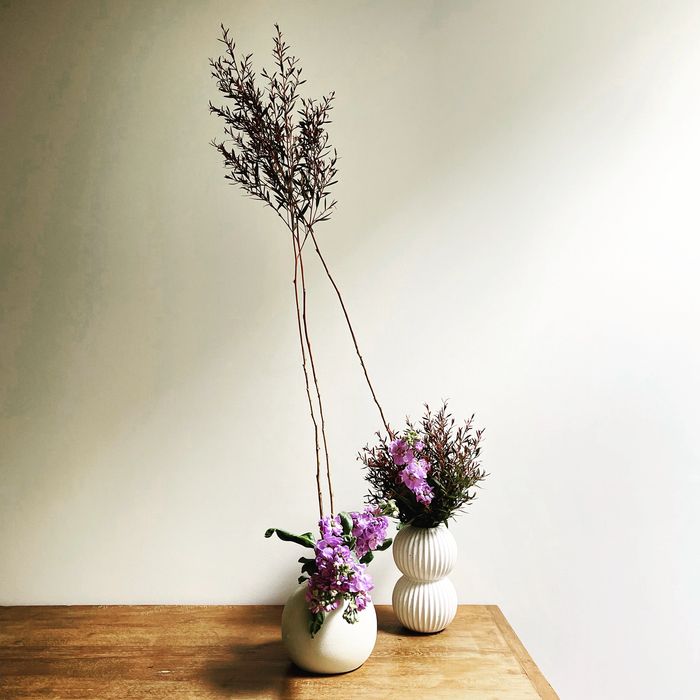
[308,227,391,436]
[290,231,324,517]
[211,24,388,516]
[294,227,334,514]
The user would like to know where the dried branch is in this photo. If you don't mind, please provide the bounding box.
[295,228,334,514]
[290,231,324,517]
[308,227,390,436]
[210,23,385,516]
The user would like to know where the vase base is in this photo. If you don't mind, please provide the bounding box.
[392,576,458,633]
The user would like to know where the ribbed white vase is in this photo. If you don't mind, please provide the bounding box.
[392,524,458,633]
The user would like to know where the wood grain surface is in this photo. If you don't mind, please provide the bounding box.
[0,605,558,699]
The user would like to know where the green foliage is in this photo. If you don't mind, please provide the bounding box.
[359,551,374,565]
[338,511,353,536]
[309,612,325,637]
[264,528,315,548]
[298,556,317,575]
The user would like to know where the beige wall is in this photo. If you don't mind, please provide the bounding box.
[2,1,699,697]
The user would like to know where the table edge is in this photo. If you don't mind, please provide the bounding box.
[486,605,559,700]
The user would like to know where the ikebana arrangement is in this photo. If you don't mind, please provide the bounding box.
[264,503,395,636]
[263,504,395,673]
[360,403,486,632]
[210,24,487,673]
[209,23,394,674]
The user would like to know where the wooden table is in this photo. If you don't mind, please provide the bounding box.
[0,605,558,699]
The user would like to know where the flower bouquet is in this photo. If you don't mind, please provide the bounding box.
[264,504,394,673]
[360,402,487,632]
[210,21,487,665]
[210,25,396,673]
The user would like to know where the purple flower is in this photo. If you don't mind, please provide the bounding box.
[398,457,434,506]
[389,438,414,466]
[350,506,390,559]
[305,514,376,621]
[354,591,370,612]
[318,514,343,540]
[391,438,434,505]
[399,457,429,488]
[414,482,434,505]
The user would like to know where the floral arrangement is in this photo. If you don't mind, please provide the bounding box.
[210,25,487,641]
[265,503,395,635]
[360,402,487,528]
[210,25,395,636]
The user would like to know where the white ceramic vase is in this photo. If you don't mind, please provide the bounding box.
[281,585,377,674]
[392,524,458,633]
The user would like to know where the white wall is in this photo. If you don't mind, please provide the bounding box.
[2,1,699,697]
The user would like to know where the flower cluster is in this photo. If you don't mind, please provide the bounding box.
[389,437,434,506]
[306,514,374,625]
[359,402,487,528]
[350,506,390,559]
[265,504,393,635]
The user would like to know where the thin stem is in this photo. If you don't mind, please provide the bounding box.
[308,226,391,436]
[290,228,324,518]
[295,225,334,515]
[212,25,352,511]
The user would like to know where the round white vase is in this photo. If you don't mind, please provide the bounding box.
[281,585,377,674]
[392,524,458,633]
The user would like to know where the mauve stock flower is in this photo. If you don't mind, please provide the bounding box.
[318,514,343,540]
[391,437,434,506]
[398,456,435,506]
[399,457,429,486]
[350,506,390,559]
[389,438,414,466]
[306,513,376,619]
[414,482,434,505]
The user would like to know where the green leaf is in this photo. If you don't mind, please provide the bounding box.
[339,511,353,536]
[309,611,325,637]
[359,551,374,565]
[297,575,308,584]
[298,556,318,575]
[375,537,393,551]
[264,528,315,548]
